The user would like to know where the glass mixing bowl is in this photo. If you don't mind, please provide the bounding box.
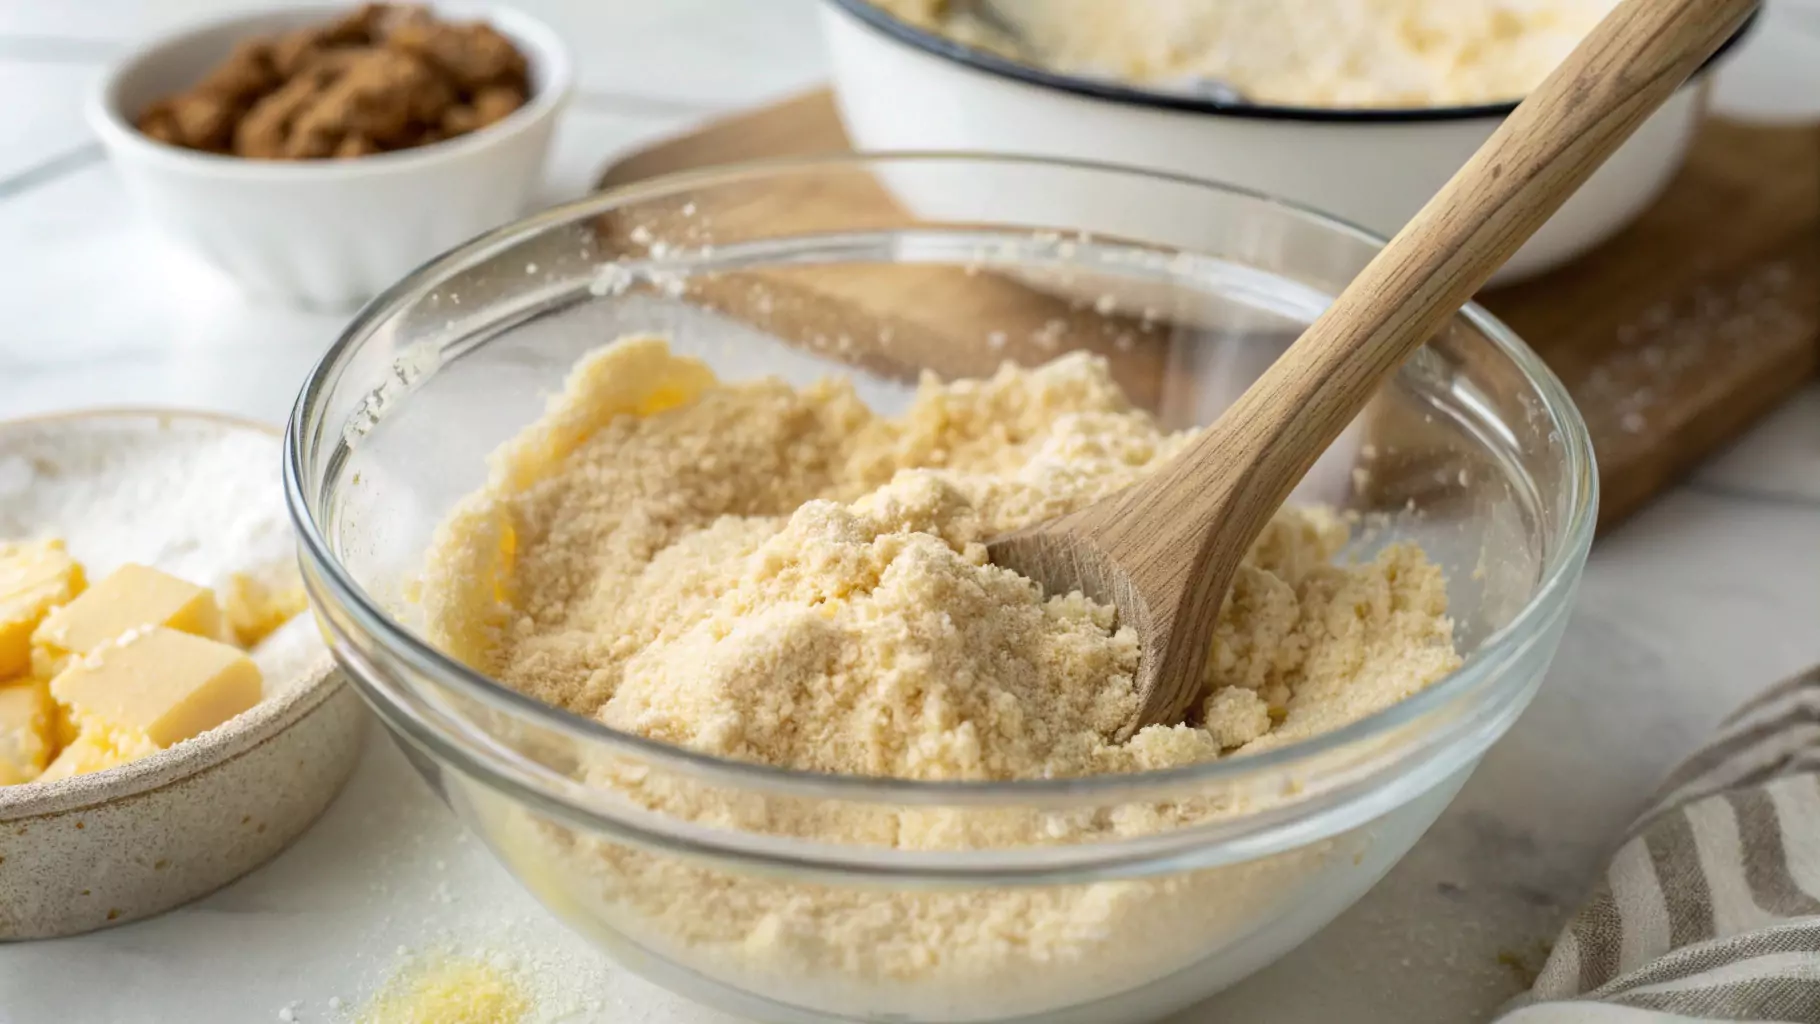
[286,154,1595,1024]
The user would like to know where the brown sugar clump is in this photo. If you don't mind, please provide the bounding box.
[134,4,531,161]
[232,61,341,159]
[138,39,282,153]
[385,9,528,91]
[195,40,283,107]
[269,4,387,77]
[440,85,526,136]
[277,49,455,159]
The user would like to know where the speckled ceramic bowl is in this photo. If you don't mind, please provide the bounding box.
[0,410,367,940]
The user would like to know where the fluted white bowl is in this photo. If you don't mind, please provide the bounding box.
[88,5,571,310]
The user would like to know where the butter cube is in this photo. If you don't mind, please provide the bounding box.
[36,719,159,782]
[51,695,78,747]
[0,678,55,785]
[0,539,85,679]
[51,627,261,752]
[222,572,309,648]
[34,564,224,672]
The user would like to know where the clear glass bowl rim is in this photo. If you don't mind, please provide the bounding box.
[284,151,1598,811]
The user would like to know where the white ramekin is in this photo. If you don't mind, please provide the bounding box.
[88,5,571,309]
[821,1,1750,284]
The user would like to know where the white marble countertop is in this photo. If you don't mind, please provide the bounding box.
[0,2,1817,1022]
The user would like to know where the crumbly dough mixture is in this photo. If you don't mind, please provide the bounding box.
[877,0,1618,107]
[425,334,1458,777]
[421,334,1462,1002]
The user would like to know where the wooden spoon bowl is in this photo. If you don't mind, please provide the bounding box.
[989,0,1760,736]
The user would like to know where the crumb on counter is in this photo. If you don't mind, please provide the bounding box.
[358,955,529,1024]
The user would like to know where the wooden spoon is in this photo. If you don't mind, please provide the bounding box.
[987,0,1758,737]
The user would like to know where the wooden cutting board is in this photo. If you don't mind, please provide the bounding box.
[597,89,1820,532]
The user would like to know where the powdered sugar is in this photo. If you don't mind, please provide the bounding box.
[0,413,294,592]
[0,411,322,695]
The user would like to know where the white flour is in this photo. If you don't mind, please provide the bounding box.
[0,413,323,696]
[881,0,1620,107]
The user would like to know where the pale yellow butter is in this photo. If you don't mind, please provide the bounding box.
[0,539,85,679]
[0,677,55,784]
[222,572,309,648]
[36,717,160,783]
[33,563,226,676]
[49,627,261,772]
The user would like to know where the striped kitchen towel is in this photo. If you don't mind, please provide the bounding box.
[1500,665,1820,1023]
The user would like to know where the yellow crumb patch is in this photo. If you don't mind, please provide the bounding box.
[36,717,159,782]
[0,538,85,679]
[489,334,716,494]
[0,677,56,784]
[222,571,309,648]
[359,956,530,1024]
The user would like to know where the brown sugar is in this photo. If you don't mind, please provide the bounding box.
[384,8,528,92]
[136,4,529,160]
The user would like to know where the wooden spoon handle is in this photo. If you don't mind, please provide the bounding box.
[1105,0,1756,559]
